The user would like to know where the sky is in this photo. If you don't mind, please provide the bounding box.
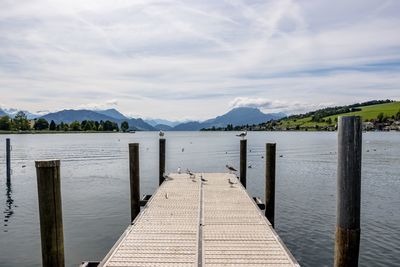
[1,0,400,120]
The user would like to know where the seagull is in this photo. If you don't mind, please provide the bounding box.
[186,169,195,178]
[181,148,185,152]
[165,193,169,199]
[163,173,174,181]
[177,167,181,174]
[236,131,247,139]
[200,175,208,182]
[226,164,237,172]
[248,163,252,168]
[228,178,237,187]
[159,130,164,138]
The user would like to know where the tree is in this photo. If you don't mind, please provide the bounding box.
[49,120,56,130]
[0,116,12,130]
[327,118,332,125]
[81,120,94,131]
[62,123,69,131]
[121,121,129,132]
[396,109,400,120]
[377,112,385,123]
[70,121,81,131]
[14,111,30,130]
[34,118,49,130]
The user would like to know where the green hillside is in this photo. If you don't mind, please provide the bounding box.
[277,101,400,129]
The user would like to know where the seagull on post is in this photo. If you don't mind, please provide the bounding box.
[159,130,164,138]
[236,131,247,139]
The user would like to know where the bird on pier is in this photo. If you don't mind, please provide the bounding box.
[177,167,181,174]
[165,193,169,199]
[226,164,237,173]
[186,169,195,178]
[163,173,174,181]
[228,177,237,187]
[200,175,208,182]
[159,130,164,138]
[236,131,247,139]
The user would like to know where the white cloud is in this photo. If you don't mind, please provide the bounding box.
[229,97,335,114]
[0,0,399,120]
[77,99,118,110]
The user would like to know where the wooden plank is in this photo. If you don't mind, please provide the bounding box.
[202,173,299,266]
[100,173,200,267]
[99,173,299,267]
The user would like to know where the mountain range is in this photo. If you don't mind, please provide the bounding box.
[0,107,286,131]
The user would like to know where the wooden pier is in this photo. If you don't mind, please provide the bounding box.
[33,117,363,267]
[98,172,299,267]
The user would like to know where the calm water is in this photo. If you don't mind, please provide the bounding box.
[0,132,399,267]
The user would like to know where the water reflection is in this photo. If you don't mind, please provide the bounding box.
[3,179,15,232]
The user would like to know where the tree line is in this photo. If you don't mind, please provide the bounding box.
[0,111,130,132]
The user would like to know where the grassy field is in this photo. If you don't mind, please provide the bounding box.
[278,101,400,128]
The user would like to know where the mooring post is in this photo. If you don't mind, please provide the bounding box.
[334,116,362,267]
[159,138,166,185]
[240,139,247,187]
[265,143,276,227]
[6,138,11,181]
[129,143,140,223]
[35,160,65,267]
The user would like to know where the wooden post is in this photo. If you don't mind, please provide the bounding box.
[129,143,140,223]
[265,143,276,227]
[334,116,362,267]
[35,160,65,267]
[159,138,166,185]
[240,139,247,188]
[6,138,11,181]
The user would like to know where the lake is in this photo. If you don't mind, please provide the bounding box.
[0,132,399,267]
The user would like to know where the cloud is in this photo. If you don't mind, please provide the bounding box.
[77,99,118,110]
[0,0,399,120]
[230,97,335,114]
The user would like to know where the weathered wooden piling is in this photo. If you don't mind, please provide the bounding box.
[265,143,276,227]
[240,139,247,187]
[159,138,166,185]
[6,138,11,180]
[334,116,362,267]
[129,143,140,223]
[35,160,65,267]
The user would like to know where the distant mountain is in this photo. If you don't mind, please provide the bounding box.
[42,109,115,123]
[145,119,181,127]
[205,107,285,127]
[172,121,205,131]
[2,108,41,119]
[40,109,155,131]
[0,109,7,117]
[154,124,173,131]
[128,118,156,131]
[96,109,128,120]
[172,107,286,131]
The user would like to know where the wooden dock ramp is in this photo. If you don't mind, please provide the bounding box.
[99,173,299,267]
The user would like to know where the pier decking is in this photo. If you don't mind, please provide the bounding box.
[99,173,299,267]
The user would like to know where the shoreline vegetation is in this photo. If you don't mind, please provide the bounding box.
[202,100,400,132]
[1,100,399,134]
